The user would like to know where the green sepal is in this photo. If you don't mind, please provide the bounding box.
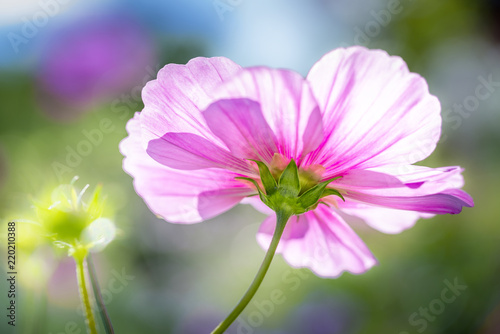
[249,160,277,195]
[235,177,271,207]
[277,159,300,197]
[321,188,345,202]
[297,179,335,209]
[87,184,103,219]
[238,160,344,218]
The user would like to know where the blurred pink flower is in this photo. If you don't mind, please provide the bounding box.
[120,46,473,278]
[37,15,156,120]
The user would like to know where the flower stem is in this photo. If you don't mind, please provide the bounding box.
[211,210,291,334]
[87,254,115,334]
[74,251,98,334]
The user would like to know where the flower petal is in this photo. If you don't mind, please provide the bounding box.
[140,57,241,146]
[332,166,466,197]
[120,113,254,223]
[345,190,473,215]
[241,196,274,215]
[146,132,253,174]
[331,166,473,216]
[340,201,432,234]
[306,46,441,176]
[213,67,324,161]
[203,98,279,163]
[257,206,377,278]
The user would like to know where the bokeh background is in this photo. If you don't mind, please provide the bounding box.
[0,0,499,333]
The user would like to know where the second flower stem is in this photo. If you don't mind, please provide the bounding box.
[74,250,98,334]
[88,254,114,334]
[211,210,291,334]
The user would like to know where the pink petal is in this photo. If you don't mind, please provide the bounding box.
[370,164,466,189]
[241,196,274,215]
[332,166,466,197]
[329,166,473,216]
[140,57,241,146]
[212,67,324,161]
[345,190,473,215]
[340,201,432,234]
[257,206,377,278]
[146,132,253,174]
[326,165,473,233]
[120,113,254,223]
[203,98,279,163]
[306,46,441,177]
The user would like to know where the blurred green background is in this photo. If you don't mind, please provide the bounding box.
[0,0,499,333]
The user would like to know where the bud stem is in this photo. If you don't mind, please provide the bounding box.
[211,210,291,334]
[75,253,98,334]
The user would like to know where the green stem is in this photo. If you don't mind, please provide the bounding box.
[211,210,291,334]
[87,254,115,334]
[74,251,98,334]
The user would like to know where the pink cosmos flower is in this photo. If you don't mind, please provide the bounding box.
[120,46,473,278]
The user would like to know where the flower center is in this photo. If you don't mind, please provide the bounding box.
[237,155,343,216]
[266,154,325,195]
